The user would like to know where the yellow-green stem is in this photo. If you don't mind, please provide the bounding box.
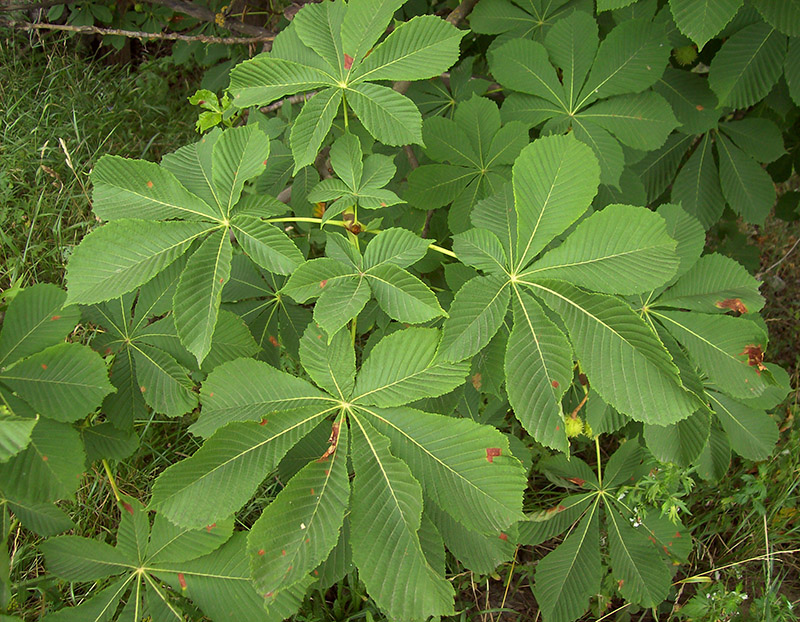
[102,459,122,503]
[342,93,349,132]
[595,436,602,489]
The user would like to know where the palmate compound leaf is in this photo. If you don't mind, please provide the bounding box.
[534,500,601,622]
[470,0,592,42]
[526,280,699,425]
[248,416,349,597]
[348,414,455,620]
[0,284,80,369]
[356,404,526,533]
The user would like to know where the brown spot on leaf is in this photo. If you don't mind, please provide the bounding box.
[555,424,560,431]
[551,380,559,388]
[310,488,315,495]
[740,344,767,373]
[648,535,656,544]
[380,202,387,207]
[140,386,146,393]
[264,591,273,598]
[696,104,704,111]
[344,53,354,70]
[206,523,216,532]
[578,373,588,386]
[663,545,670,555]
[281,549,286,556]
[567,477,586,486]
[122,501,134,515]
[558,504,566,512]
[146,181,154,188]
[42,455,48,461]
[305,538,310,543]
[486,447,501,462]
[50,315,61,321]
[219,277,224,283]
[260,418,268,426]
[263,160,268,165]
[258,549,265,556]
[471,373,482,390]
[178,573,187,589]
[674,531,681,538]
[209,392,214,397]
[269,335,279,347]
[716,298,748,314]
[499,532,508,541]
[618,579,624,589]
[320,280,328,288]
[41,364,48,370]
[314,569,319,576]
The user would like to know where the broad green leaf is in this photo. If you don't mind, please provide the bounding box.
[786,38,800,105]
[513,135,600,271]
[641,513,692,562]
[228,57,334,108]
[404,165,476,210]
[426,502,515,574]
[0,284,79,368]
[349,415,454,619]
[353,15,463,83]
[632,132,694,203]
[571,116,625,187]
[471,183,517,262]
[41,536,130,581]
[753,0,800,36]
[439,275,510,362]
[668,0,743,49]
[115,496,149,564]
[544,10,598,110]
[65,220,213,305]
[672,133,725,229]
[363,228,430,270]
[353,328,469,407]
[231,215,303,275]
[452,228,508,275]
[644,410,711,467]
[213,125,270,217]
[654,68,719,135]
[292,0,346,77]
[299,324,355,399]
[345,82,423,146]
[716,134,776,226]
[202,309,260,372]
[606,502,671,607]
[719,119,784,163]
[40,576,131,622]
[490,39,568,108]
[529,280,697,424]
[150,409,329,528]
[500,93,564,127]
[708,21,787,109]
[0,413,36,463]
[422,116,480,168]
[360,405,525,532]
[697,424,731,481]
[192,358,331,438]
[522,204,678,295]
[283,257,358,303]
[174,228,233,365]
[290,87,343,172]
[709,392,778,461]
[655,253,764,314]
[146,515,234,565]
[578,92,679,151]
[602,440,649,489]
[161,129,221,211]
[655,203,705,284]
[341,0,405,67]
[103,349,145,432]
[654,310,769,400]
[313,276,371,337]
[519,493,594,546]
[365,263,444,324]
[584,393,629,436]
[5,499,74,536]
[534,502,601,622]
[471,0,591,40]
[91,155,220,221]
[578,19,670,108]
[329,133,362,190]
[249,419,349,595]
[506,288,572,452]
[131,343,197,417]
[153,533,268,622]
[82,422,139,462]
[0,343,113,422]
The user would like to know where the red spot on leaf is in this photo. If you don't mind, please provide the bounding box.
[499,532,508,541]
[264,591,273,598]
[716,298,748,314]
[558,505,566,512]
[122,501,134,515]
[618,579,625,589]
[104,347,113,356]
[146,181,154,188]
[344,53,354,70]
[269,335,279,347]
[219,277,224,283]
[178,573,187,589]
[648,535,656,544]
[551,380,559,388]
[578,373,588,386]
[260,418,268,426]
[209,392,214,397]
[305,538,310,543]
[310,488,315,495]
[206,523,216,532]
[314,569,319,576]
[486,448,501,462]
[471,373,482,390]
[663,545,670,555]
[674,531,682,538]
[286,564,293,572]
[567,477,586,486]
[555,425,560,431]
[262,160,268,165]
[50,315,61,321]
[42,455,48,461]
[696,104,704,111]
[740,344,767,373]
[281,549,286,556]
[319,280,328,288]
[41,363,47,370]
[258,549,265,556]
[380,202,387,207]
[668,541,673,547]
[325,469,330,475]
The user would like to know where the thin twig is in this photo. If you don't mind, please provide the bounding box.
[260,91,316,113]
[141,0,273,39]
[0,0,72,12]
[757,236,800,279]
[0,17,275,43]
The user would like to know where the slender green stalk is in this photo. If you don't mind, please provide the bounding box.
[102,459,122,503]
[595,436,603,489]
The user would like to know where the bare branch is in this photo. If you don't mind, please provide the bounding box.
[141,0,274,39]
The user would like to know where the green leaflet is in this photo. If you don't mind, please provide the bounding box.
[669,0,744,50]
